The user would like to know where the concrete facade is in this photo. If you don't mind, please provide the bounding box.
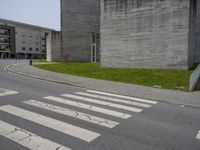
[47,31,61,62]
[61,0,100,62]
[194,0,200,63]
[0,18,56,59]
[100,0,196,69]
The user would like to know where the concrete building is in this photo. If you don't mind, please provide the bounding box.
[61,0,100,62]
[100,0,200,69]
[0,18,61,60]
[47,31,61,62]
[0,24,15,58]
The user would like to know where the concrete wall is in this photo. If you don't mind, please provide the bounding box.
[100,0,191,69]
[195,0,200,63]
[61,0,100,62]
[47,31,61,62]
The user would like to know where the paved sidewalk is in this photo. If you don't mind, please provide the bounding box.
[6,60,200,107]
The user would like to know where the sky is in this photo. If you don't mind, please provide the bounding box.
[0,0,60,30]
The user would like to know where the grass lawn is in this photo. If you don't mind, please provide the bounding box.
[34,63,193,91]
[32,59,48,62]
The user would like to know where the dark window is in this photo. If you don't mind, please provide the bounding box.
[29,48,32,51]
[92,33,96,44]
[36,48,39,51]
[22,47,26,51]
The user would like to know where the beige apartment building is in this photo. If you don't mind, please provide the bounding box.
[0,18,61,61]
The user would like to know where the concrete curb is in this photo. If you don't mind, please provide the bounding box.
[4,63,200,108]
[4,64,86,89]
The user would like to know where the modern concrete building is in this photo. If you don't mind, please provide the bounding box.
[0,18,60,60]
[61,0,100,62]
[60,0,200,69]
[100,0,200,69]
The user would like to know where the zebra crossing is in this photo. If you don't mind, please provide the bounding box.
[0,121,71,150]
[0,89,158,149]
[197,131,200,140]
[0,88,19,97]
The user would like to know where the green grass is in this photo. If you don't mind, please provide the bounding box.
[32,59,48,62]
[34,63,193,91]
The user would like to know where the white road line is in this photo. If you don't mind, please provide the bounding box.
[0,88,19,97]
[87,90,157,104]
[76,92,151,108]
[62,94,142,113]
[197,131,200,140]
[23,100,119,128]
[44,96,131,119]
[0,105,100,143]
[0,120,72,150]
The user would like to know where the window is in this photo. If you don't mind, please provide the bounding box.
[22,47,26,51]
[92,33,96,44]
[29,48,32,51]
[35,42,39,45]
[36,48,39,51]
[29,35,32,38]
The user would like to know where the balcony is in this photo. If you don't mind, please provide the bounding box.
[0,48,11,52]
[0,42,11,45]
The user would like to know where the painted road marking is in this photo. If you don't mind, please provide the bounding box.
[0,88,19,97]
[87,90,157,104]
[44,96,131,119]
[62,94,143,113]
[0,105,100,142]
[76,92,151,108]
[24,100,119,128]
[197,131,200,140]
[0,120,72,150]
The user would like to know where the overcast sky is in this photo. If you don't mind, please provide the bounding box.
[0,0,60,30]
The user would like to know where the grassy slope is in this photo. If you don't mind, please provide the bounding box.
[32,59,48,62]
[34,63,193,91]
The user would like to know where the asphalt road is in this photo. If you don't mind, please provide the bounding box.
[0,60,200,150]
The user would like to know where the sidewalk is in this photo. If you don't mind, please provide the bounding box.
[6,60,200,107]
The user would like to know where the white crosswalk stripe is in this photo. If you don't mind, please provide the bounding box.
[75,92,152,108]
[44,96,132,119]
[197,131,200,140]
[0,88,19,97]
[87,90,157,104]
[0,90,158,149]
[0,120,72,150]
[61,94,143,113]
[0,105,101,143]
[23,100,119,128]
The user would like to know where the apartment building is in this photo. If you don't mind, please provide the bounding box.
[0,25,15,58]
[0,18,56,59]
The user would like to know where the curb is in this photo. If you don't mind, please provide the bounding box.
[4,64,86,89]
[4,64,200,109]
